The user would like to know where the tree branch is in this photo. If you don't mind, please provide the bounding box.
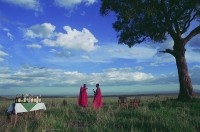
[174,20,181,36]
[181,11,197,34]
[184,25,200,44]
[161,0,177,40]
[159,49,175,56]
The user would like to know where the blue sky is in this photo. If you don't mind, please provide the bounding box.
[0,0,200,96]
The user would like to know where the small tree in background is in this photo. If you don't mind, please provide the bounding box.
[100,0,200,100]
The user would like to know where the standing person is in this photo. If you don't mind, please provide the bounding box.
[78,84,88,107]
[92,83,103,109]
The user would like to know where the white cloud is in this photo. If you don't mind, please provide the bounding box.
[0,66,154,88]
[88,68,155,85]
[1,0,42,12]
[43,43,158,64]
[2,28,14,40]
[81,55,90,60]
[50,49,72,57]
[23,23,98,52]
[102,68,154,82]
[0,51,8,56]
[26,44,42,49]
[134,66,144,70]
[42,26,98,52]
[54,0,97,9]
[0,58,4,62]
[85,0,96,5]
[0,46,8,62]
[1,65,200,88]
[104,44,157,61]
[24,23,55,39]
[0,67,10,73]
[80,44,157,63]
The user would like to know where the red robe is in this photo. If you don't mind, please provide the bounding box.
[92,87,103,109]
[78,86,88,107]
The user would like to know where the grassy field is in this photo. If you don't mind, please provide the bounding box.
[0,95,200,132]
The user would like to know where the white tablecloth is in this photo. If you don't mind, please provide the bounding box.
[7,103,46,114]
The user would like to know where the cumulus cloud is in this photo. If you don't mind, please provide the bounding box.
[23,23,98,52]
[1,65,200,89]
[99,68,154,84]
[0,67,10,73]
[0,66,89,87]
[26,44,42,49]
[24,23,55,39]
[0,66,154,88]
[63,71,87,85]
[1,0,42,12]
[42,26,98,52]
[54,0,97,9]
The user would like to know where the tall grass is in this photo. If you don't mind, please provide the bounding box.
[0,95,200,132]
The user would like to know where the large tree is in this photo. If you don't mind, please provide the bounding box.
[100,0,200,100]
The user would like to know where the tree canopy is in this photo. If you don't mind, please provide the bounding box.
[100,0,200,48]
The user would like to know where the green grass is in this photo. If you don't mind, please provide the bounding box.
[0,95,200,132]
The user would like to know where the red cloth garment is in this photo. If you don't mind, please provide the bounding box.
[78,86,88,107]
[92,87,103,109]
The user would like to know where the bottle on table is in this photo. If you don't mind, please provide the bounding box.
[33,96,36,103]
[18,94,21,103]
[21,94,24,103]
[15,94,18,103]
[23,97,26,103]
[31,97,33,103]
[36,96,38,103]
[38,95,42,103]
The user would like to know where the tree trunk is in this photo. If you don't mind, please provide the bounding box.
[174,44,193,100]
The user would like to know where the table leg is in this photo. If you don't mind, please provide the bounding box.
[10,114,13,124]
[41,110,44,116]
[34,110,36,118]
[35,110,43,119]
[39,110,41,116]
[14,114,17,127]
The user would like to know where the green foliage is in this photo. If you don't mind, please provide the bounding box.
[100,0,200,47]
[0,96,200,131]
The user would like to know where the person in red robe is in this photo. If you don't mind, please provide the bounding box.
[92,83,103,109]
[78,84,88,107]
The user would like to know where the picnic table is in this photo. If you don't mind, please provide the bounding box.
[7,102,46,126]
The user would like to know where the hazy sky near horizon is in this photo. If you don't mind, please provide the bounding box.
[0,0,200,95]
